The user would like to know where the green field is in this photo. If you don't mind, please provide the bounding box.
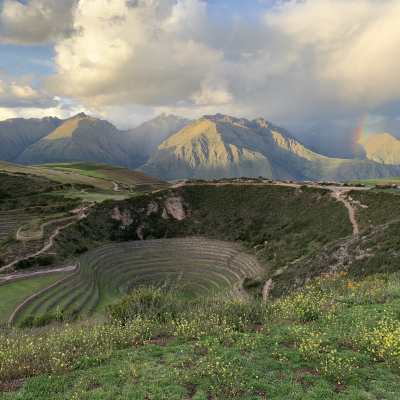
[0,274,68,326]
[33,162,163,186]
[346,177,400,187]
[53,188,130,202]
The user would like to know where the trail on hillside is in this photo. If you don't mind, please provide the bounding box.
[262,279,274,300]
[112,181,119,191]
[0,261,77,283]
[0,208,90,272]
[16,215,80,241]
[331,189,359,234]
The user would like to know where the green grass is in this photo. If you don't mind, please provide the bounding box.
[3,274,400,398]
[55,188,129,202]
[79,171,106,179]
[33,162,163,186]
[0,274,68,326]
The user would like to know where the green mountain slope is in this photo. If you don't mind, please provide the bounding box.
[123,113,193,160]
[138,114,400,181]
[0,117,63,162]
[16,113,144,168]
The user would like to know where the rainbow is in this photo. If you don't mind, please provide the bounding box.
[353,114,370,150]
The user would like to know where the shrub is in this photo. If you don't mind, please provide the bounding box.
[107,287,171,322]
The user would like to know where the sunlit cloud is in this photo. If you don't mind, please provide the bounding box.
[1,0,400,125]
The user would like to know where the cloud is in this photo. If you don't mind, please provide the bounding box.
[3,0,400,124]
[0,0,78,45]
[0,73,58,108]
[0,107,18,120]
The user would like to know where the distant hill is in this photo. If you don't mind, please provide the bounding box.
[0,161,162,189]
[123,114,193,160]
[137,114,400,181]
[16,113,145,168]
[0,117,63,162]
[358,133,400,165]
[33,162,163,185]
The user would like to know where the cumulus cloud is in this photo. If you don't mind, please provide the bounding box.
[0,73,58,108]
[3,0,400,124]
[0,0,78,45]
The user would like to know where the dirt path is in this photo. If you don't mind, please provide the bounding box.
[16,214,81,241]
[112,181,119,191]
[0,208,90,272]
[262,278,274,300]
[0,261,77,282]
[0,219,80,272]
[331,190,359,234]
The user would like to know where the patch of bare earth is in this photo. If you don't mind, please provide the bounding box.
[0,379,26,393]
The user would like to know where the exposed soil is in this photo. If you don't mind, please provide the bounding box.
[0,379,26,393]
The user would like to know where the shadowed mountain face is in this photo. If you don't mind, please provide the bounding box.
[368,118,400,140]
[293,122,358,159]
[16,113,144,169]
[123,114,194,161]
[0,117,63,162]
[137,114,400,181]
[293,118,400,160]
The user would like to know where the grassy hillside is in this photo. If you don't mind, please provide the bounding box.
[0,167,167,270]
[138,114,400,181]
[4,180,400,397]
[263,189,400,297]
[0,161,164,190]
[2,274,400,398]
[33,162,163,185]
[38,184,351,278]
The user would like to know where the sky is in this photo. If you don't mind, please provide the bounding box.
[0,0,400,129]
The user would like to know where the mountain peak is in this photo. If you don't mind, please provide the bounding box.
[73,112,88,119]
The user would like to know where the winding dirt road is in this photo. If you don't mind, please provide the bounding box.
[0,208,90,272]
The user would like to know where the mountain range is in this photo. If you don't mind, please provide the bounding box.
[291,118,400,160]
[15,113,144,169]
[138,114,400,181]
[122,113,193,160]
[1,112,400,181]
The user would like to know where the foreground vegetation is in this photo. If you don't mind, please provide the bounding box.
[1,272,400,398]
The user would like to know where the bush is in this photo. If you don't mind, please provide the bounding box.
[107,287,171,322]
[19,309,78,329]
